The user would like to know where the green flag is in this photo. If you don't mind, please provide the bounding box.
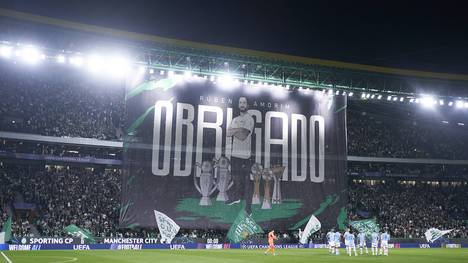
[63,224,96,244]
[349,218,380,238]
[227,210,263,243]
[1,216,12,243]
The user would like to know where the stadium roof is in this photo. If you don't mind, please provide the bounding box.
[2,8,468,81]
[1,8,468,98]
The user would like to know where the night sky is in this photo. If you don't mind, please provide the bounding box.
[0,0,467,74]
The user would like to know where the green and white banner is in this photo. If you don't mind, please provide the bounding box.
[299,215,321,244]
[0,216,12,243]
[227,209,264,243]
[425,228,453,243]
[154,210,180,243]
[63,224,96,244]
[349,218,380,237]
[121,75,347,230]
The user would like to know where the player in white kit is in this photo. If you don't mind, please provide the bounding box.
[379,230,390,256]
[343,229,350,254]
[357,231,368,254]
[371,232,379,255]
[334,231,341,255]
[345,229,357,256]
[326,229,335,255]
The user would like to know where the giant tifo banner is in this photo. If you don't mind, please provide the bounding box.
[120,74,347,230]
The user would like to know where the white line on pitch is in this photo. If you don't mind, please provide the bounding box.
[0,252,13,263]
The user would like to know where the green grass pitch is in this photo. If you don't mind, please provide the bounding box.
[2,248,467,263]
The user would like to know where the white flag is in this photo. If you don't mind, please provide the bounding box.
[300,215,321,244]
[154,210,180,243]
[424,228,453,243]
[0,232,5,244]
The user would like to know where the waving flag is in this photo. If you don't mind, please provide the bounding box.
[227,210,263,243]
[349,218,380,237]
[299,215,321,244]
[425,228,453,243]
[154,210,180,243]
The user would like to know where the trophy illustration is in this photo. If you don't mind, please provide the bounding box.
[213,155,233,202]
[271,165,285,204]
[194,160,217,206]
[250,163,263,205]
[261,167,273,209]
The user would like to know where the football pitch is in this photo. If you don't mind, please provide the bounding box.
[2,248,467,263]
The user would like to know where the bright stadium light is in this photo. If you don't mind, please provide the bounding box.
[328,89,334,96]
[439,100,444,106]
[409,98,415,103]
[218,73,234,87]
[400,97,404,102]
[465,102,468,108]
[455,100,464,108]
[421,96,435,107]
[107,56,130,76]
[415,98,420,104]
[149,69,154,74]
[184,70,192,78]
[87,54,104,72]
[335,90,340,95]
[0,46,13,58]
[377,95,382,100]
[20,46,41,64]
[448,101,454,107]
[361,93,366,99]
[56,54,66,63]
[370,94,375,99]
[387,96,392,101]
[70,56,84,67]
[348,92,353,97]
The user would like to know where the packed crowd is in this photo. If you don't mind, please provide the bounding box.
[0,139,122,160]
[0,63,124,141]
[1,165,467,242]
[347,162,468,178]
[348,181,468,239]
[347,108,468,160]
[0,166,121,238]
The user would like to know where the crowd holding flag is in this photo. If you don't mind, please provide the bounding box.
[349,218,380,238]
[63,224,96,244]
[227,210,263,243]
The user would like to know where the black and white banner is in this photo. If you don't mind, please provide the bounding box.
[121,75,347,230]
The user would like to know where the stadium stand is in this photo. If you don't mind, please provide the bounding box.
[1,165,466,241]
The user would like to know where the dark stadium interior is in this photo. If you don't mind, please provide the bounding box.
[0,4,467,251]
